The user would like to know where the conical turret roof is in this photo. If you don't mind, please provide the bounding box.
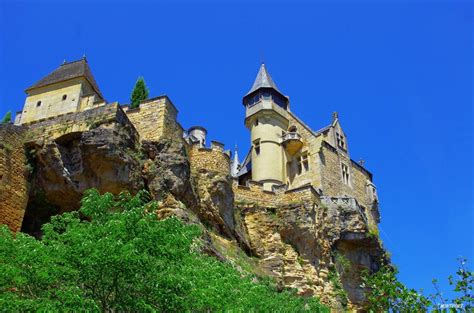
[245,63,281,96]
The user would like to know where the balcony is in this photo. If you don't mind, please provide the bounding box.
[282,132,303,155]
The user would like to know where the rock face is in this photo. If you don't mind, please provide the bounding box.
[21,122,144,236]
[20,125,386,310]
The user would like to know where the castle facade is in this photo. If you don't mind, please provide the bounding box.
[2,58,380,233]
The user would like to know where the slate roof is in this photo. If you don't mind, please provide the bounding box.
[236,148,252,177]
[26,58,104,100]
[245,63,282,96]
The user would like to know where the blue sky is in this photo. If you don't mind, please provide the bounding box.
[1,0,472,302]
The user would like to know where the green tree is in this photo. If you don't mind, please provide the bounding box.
[130,77,149,109]
[361,265,431,312]
[0,189,328,312]
[1,111,11,124]
[431,257,473,311]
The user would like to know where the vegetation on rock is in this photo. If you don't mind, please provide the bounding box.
[130,77,149,109]
[0,189,328,312]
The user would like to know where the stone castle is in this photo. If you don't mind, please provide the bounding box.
[0,58,385,309]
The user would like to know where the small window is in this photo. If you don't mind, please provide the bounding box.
[288,125,297,133]
[296,152,309,175]
[62,94,67,101]
[255,119,259,126]
[36,101,41,107]
[336,132,345,150]
[341,163,350,185]
[302,152,309,171]
[254,139,261,155]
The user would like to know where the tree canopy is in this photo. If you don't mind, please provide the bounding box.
[130,77,149,109]
[0,189,328,312]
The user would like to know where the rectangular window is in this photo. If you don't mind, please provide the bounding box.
[296,152,309,175]
[341,163,350,185]
[336,132,345,150]
[253,139,260,156]
[302,152,309,171]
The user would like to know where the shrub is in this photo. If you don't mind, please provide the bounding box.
[0,189,328,312]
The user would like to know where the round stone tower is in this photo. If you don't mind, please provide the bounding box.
[242,64,290,190]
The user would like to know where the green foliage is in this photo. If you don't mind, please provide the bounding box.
[334,251,351,275]
[130,77,149,109]
[1,111,12,124]
[0,189,328,312]
[362,265,431,312]
[328,268,348,308]
[367,225,380,239]
[431,257,473,311]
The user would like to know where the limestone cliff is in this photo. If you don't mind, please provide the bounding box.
[13,121,386,311]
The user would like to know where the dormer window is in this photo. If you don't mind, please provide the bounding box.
[62,94,67,101]
[336,132,345,150]
[36,101,41,107]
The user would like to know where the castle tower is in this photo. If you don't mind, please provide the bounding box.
[242,64,290,190]
[17,58,104,125]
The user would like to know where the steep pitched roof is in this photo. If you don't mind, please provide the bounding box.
[245,63,282,96]
[236,148,252,177]
[26,58,104,100]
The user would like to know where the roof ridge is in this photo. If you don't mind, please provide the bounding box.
[60,58,87,66]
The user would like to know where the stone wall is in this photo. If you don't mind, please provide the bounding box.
[0,125,29,232]
[233,180,320,208]
[188,143,230,175]
[285,112,323,189]
[319,141,378,227]
[124,96,184,142]
[23,102,132,143]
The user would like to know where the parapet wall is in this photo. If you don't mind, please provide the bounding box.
[188,142,230,175]
[0,125,29,232]
[23,102,132,143]
[124,96,184,142]
[233,180,321,208]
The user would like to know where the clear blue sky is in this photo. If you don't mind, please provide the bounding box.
[1,0,472,301]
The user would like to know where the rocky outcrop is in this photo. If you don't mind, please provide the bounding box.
[21,122,144,235]
[141,139,197,208]
[231,196,386,310]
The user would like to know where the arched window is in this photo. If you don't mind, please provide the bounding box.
[36,101,41,107]
[288,125,297,133]
[62,94,67,101]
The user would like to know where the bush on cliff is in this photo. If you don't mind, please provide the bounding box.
[0,189,328,312]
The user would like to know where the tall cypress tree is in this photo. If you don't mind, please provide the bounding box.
[1,111,11,124]
[130,77,149,109]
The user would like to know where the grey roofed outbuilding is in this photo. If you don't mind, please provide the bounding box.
[245,63,282,97]
[25,58,104,100]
